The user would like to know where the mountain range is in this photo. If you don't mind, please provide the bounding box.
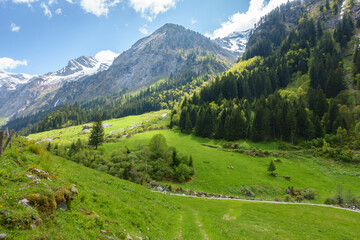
[0,50,118,118]
[0,24,244,119]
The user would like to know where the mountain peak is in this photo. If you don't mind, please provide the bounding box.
[156,23,185,32]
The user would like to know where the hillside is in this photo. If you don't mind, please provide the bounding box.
[173,0,360,148]
[1,117,360,239]
[28,111,360,204]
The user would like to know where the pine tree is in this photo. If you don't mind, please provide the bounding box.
[268,160,276,174]
[76,138,82,152]
[89,116,104,150]
[184,112,193,134]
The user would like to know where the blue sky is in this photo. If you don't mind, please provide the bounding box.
[0,0,290,75]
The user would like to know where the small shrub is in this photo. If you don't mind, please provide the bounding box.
[301,189,317,200]
[295,195,304,203]
[27,144,44,155]
[26,192,57,216]
[284,194,292,202]
[324,198,336,205]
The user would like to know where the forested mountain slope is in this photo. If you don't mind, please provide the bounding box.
[172,0,360,152]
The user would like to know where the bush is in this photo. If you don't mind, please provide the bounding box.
[175,164,193,182]
[284,194,292,202]
[27,144,44,155]
[295,195,304,203]
[324,198,336,205]
[301,189,317,200]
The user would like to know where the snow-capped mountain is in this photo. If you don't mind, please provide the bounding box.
[39,50,118,85]
[0,50,118,118]
[213,29,251,56]
[0,71,34,91]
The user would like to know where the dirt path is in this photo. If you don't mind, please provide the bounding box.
[195,212,210,240]
[174,215,183,240]
[153,191,360,214]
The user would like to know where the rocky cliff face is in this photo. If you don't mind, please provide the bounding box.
[48,24,237,108]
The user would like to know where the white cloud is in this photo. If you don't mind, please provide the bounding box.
[55,8,62,14]
[10,23,20,32]
[66,0,73,3]
[48,0,56,5]
[208,0,294,39]
[129,0,179,21]
[80,0,121,17]
[139,24,148,35]
[40,3,52,18]
[191,18,197,25]
[12,0,37,4]
[0,57,28,71]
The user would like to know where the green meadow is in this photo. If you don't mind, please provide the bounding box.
[28,111,360,203]
[1,137,360,239]
[103,129,360,203]
[28,110,170,145]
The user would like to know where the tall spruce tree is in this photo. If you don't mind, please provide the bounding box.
[89,116,104,150]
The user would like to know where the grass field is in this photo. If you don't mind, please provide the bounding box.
[28,110,170,145]
[1,138,360,239]
[29,111,360,203]
[102,129,360,203]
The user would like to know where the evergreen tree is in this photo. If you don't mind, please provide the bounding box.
[89,116,104,150]
[184,112,193,134]
[268,160,276,174]
[76,138,82,152]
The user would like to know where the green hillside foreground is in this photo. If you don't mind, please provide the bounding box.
[28,111,360,203]
[1,137,360,239]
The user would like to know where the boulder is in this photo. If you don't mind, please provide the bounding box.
[18,198,31,208]
[82,125,93,130]
[24,174,39,180]
[102,123,112,129]
[81,129,90,134]
[71,185,79,199]
[29,167,55,180]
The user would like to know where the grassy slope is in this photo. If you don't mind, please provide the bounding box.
[28,110,170,145]
[29,111,360,203]
[1,138,360,239]
[102,130,360,203]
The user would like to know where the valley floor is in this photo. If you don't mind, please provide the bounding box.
[15,111,360,239]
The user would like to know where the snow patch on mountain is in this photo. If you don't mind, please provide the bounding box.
[40,50,119,85]
[214,29,251,56]
[0,71,34,90]
[0,50,119,92]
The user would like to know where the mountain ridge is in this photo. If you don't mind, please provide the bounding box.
[0,50,118,118]
[46,23,237,112]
